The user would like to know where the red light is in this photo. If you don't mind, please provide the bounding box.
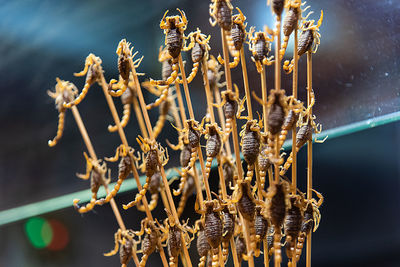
[47,219,69,251]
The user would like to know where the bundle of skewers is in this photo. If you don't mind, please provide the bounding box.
[47,0,325,266]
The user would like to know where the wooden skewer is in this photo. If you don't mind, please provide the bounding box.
[240,48,253,120]
[221,29,233,93]
[129,58,193,267]
[261,66,268,134]
[132,96,149,139]
[98,74,169,267]
[177,54,211,202]
[306,51,313,267]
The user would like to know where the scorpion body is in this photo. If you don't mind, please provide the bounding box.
[204,124,222,180]
[240,120,261,182]
[284,195,304,259]
[254,206,269,257]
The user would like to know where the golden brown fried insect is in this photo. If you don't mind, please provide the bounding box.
[284,194,304,259]
[283,10,324,73]
[203,122,225,180]
[136,171,162,212]
[218,7,247,68]
[104,229,140,267]
[108,40,143,97]
[151,46,180,86]
[278,96,304,146]
[196,199,225,267]
[258,134,272,190]
[295,189,323,262]
[240,119,262,182]
[134,218,161,267]
[254,206,269,257]
[73,152,109,213]
[47,78,78,147]
[207,55,225,90]
[157,210,194,267]
[235,234,248,264]
[209,0,233,31]
[248,27,274,73]
[280,0,310,58]
[221,154,236,190]
[63,53,103,108]
[177,172,196,217]
[269,0,285,17]
[123,136,168,209]
[196,220,211,267]
[265,179,290,265]
[221,206,236,262]
[178,28,211,83]
[168,119,204,196]
[95,145,137,206]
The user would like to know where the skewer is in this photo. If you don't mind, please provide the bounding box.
[306,50,313,267]
[240,48,253,120]
[132,96,149,139]
[129,57,193,267]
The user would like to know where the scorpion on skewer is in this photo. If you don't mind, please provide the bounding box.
[209,0,233,31]
[104,228,140,267]
[134,218,163,267]
[248,27,275,73]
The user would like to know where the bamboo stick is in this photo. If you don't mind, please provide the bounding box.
[240,48,253,120]
[132,96,149,139]
[129,58,193,267]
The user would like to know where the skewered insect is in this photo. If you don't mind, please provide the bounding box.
[221,154,236,189]
[96,145,137,206]
[295,189,323,263]
[157,210,194,267]
[137,171,162,212]
[207,55,225,90]
[104,229,140,267]
[240,119,262,182]
[203,122,224,180]
[178,28,211,83]
[134,218,161,267]
[254,206,269,257]
[283,10,324,73]
[235,234,248,264]
[73,152,109,213]
[196,220,211,267]
[258,134,272,190]
[265,179,290,265]
[248,27,275,73]
[284,194,304,260]
[47,78,78,147]
[108,39,143,97]
[278,96,304,146]
[221,206,236,262]
[209,0,233,31]
[218,7,247,68]
[196,199,225,267]
[269,0,285,17]
[63,53,103,108]
[177,172,196,217]
[168,119,204,196]
[280,0,310,58]
[123,136,169,209]
[108,75,137,132]
[151,46,179,86]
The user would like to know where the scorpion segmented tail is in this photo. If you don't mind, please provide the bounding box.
[139,254,148,267]
[222,241,230,263]
[273,230,283,266]
[211,247,219,267]
[95,177,125,205]
[280,150,296,176]
[137,192,159,212]
[108,80,128,97]
[174,148,197,196]
[178,62,199,84]
[198,256,207,267]
[279,35,290,59]
[122,176,150,209]
[64,82,91,108]
[73,192,97,214]
[205,156,214,180]
[48,111,65,147]
[177,188,189,217]
[169,256,178,267]
[151,61,179,86]
[108,104,131,132]
[283,59,295,74]
[245,164,255,182]
[225,118,233,135]
[295,232,306,262]
[146,87,169,110]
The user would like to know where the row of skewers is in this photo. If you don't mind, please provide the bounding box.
[47,0,325,266]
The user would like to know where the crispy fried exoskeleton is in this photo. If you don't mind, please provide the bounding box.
[209,0,233,31]
[178,28,211,84]
[47,78,78,147]
[218,7,247,68]
[196,220,211,267]
[221,206,236,263]
[204,123,224,180]
[108,39,143,97]
[108,74,137,132]
[137,171,162,212]
[278,96,304,146]
[73,152,109,213]
[157,210,195,267]
[284,194,304,259]
[123,136,168,209]
[168,119,204,196]
[269,0,285,17]
[134,218,161,267]
[196,199,225,267]
[151,46,179,86]
[96,145,137,206]
[283,10,324,73]
[280,0,311,58]
[104,229,140,267]
[63,53,103,108]
[265,179,291,265]
[207,55,225,90]
[254,206,269,257]
[258,134,272,190]
[248,27,274,73]
[295,189,323,263]
[240,119,262,182]
[235,234,249,264]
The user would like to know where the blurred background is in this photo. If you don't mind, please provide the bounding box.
[0,0,399,266]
